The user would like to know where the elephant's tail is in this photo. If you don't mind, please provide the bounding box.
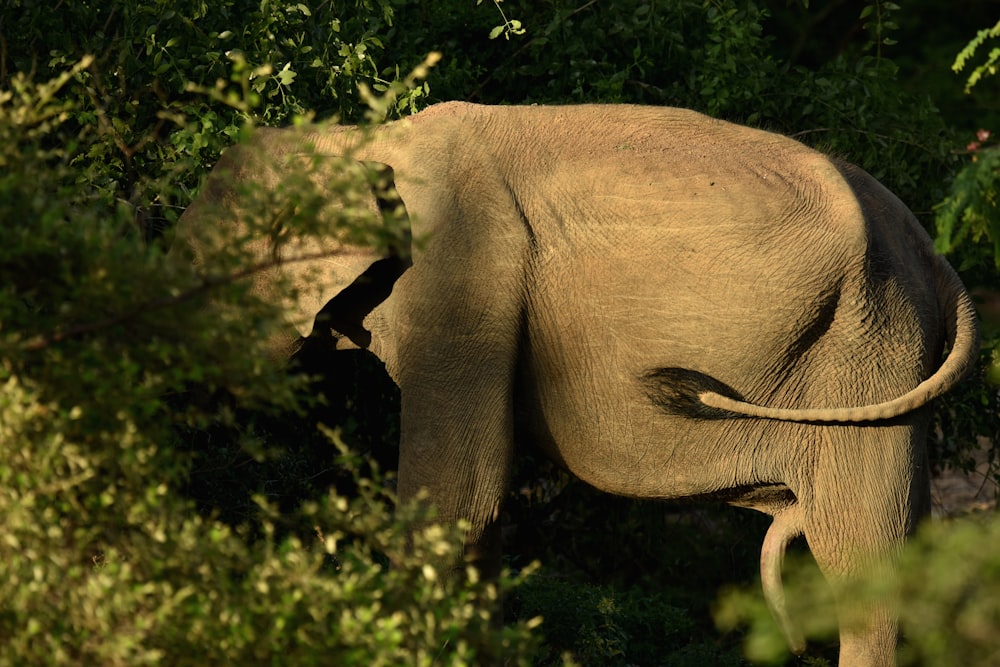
[761,506,806,655]
[646,255,979,424]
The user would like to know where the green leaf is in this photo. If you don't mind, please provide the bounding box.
[277,67,297,86]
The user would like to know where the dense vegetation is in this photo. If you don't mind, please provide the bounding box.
[1,1,998,665]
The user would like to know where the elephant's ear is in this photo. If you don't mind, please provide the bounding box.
[312,161,412,349]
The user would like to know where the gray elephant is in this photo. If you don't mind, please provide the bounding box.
[173,102,979,667]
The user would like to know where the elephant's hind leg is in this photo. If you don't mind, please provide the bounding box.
[803,421,930,667]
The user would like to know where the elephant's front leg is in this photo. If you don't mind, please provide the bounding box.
[395,358,516,577]
[392,220,527,576]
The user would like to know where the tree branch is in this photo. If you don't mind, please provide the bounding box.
[19,249,359,352]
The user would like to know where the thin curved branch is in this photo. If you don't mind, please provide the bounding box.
[19,249,350,352]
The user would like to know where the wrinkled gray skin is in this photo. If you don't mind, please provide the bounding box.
[174,102,979,667]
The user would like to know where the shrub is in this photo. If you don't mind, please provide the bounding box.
[0,53,541,666]
[508,574,746,666]
[717,512,1000,667]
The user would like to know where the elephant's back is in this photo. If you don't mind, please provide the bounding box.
[508,107,868,382]
[498,105,930,484]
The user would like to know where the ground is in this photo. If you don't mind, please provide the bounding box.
[931,438,997,516]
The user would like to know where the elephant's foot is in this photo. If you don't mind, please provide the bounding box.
[836,610,898,667]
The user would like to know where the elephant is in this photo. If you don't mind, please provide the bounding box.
[172,102,980,666]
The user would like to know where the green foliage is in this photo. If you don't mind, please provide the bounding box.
[503,455,769,664]
[508,576,745,667]
[2,0,430,233]
[0,374,536,665]
[715,548,838,665]
[478,0,526,41]
[893,516,1000,666]
[934,142,1000,274]
[953,20,1000,93]
[860,1,901,57]
[0,26,538,667]
[933,21,1000,294]
[931,343,1000,482]
[717,513,1000,667]
[933,20,1000,435]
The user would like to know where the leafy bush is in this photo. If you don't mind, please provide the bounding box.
[717,512,1000,667]
[952,19,1000,94]
[2,0,429,241]
[934,19,1000,287]
[508,575,746,666]
[0,378,535,665]
[936,142,1000,276]
[0,32,540,667]
[931,20,1000,465]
